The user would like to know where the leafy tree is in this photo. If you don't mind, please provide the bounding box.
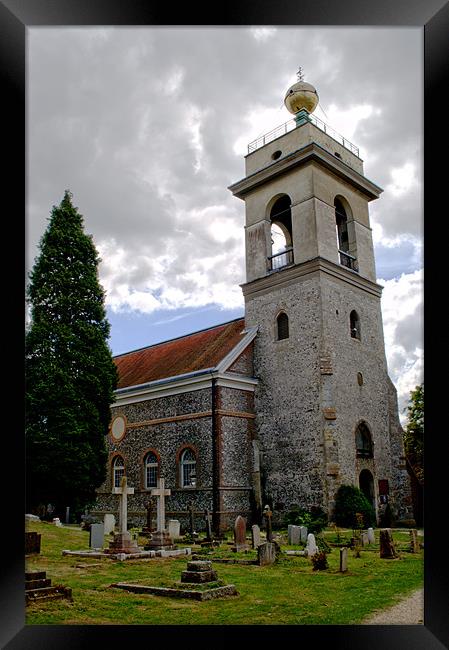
[403,383,424,484]
[334,485,376,529]
[26,191,118,519]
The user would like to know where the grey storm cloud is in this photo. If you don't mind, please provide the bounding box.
[27,26,422,302]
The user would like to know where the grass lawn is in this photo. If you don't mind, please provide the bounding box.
[25,521,423,625]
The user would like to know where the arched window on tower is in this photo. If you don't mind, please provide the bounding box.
[355,422,373,458]
[350,310,361,340]
[277,312,289,340]
[180,448,197,488]
[144,451,159,489]
[269,195,294,271]
[112,455,125,488]
[335,197,358,272]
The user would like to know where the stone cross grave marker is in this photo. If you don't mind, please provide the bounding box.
[306,533,318,557]
[113,476,134,534]
[251,524,261,549]
[150,477,171,532]
[234,515,249,551]
[339,547,348,572]
[263,505,273,542]
[204,509,212,541]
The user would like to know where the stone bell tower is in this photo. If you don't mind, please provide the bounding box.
[228,71,413,524]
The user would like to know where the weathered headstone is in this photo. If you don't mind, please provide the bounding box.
[306,533,318,557]
[361,531,369,546]
[52,517,62,527]
[288,525,301,545]
[104,514,116,535]
[204,509,212,541]
[89,523,105,549]
[367,527,375,544]
[263,505,273,542]
[233,515,249,552]
[339,547,348,572]
[251,524,261,549]
[25,531,41,555]
[299,526,308,543]
[168,519,181,539]
[379,528,397,559]
[257,541,279,566]
[409,528,420,553]
[65,507,70,525]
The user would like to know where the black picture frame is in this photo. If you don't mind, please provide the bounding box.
[4,1,447,648]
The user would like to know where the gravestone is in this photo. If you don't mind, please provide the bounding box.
[104,514,115,535]
[89,523,105,549]
[168,519,181,539]
[52,518,62,527]
[409,529,420,553]
[367,527,375,544]
[339,547,348,572]
[251,524,261,549]
[379,528,397,559]
[257,541,279,566]
[299,526,308,543]
[106,476,141,554]
[65,507,70,525]
[361,531,369,546]
[306,533,318,557]
[25,531,41,555]
[141,500,154,535]
[204,509,212,541]
[233,515,249,552]
[288,525,301,545]
[263,505,273,542]
[181,560,218,583]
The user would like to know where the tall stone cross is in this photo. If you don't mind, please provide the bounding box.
[113,476,134,534]
[150,477,171,532]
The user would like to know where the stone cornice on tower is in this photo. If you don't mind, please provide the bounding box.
[228,141,383,202]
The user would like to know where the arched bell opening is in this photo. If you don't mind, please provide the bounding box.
[268,195,294,271]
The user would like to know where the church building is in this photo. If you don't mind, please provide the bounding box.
[93,76,413,533]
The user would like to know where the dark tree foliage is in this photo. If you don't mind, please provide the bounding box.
[403,383,424,485]
[334,485,376,529]
[26,191,118,518]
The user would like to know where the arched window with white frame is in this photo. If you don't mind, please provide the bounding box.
[112,455,125,488]
[144,451,159,489]
[180,448,197,488]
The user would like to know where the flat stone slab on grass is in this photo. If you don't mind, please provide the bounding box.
[111,582,238,601]
[62,548,191,560]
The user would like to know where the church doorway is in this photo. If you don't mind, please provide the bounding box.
[359,469,375,512]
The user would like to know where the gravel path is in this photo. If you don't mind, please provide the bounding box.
[362,587,424,625]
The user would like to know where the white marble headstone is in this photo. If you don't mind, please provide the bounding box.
[104,513,116,535]
[306,533,318,557]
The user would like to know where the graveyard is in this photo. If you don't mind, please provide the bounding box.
[25,515,424,626]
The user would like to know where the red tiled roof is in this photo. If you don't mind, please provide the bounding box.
[114,318,246,390]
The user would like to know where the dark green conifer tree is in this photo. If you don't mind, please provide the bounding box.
[25,191,118,519]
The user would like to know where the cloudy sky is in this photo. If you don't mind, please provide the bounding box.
[26,26,423,421]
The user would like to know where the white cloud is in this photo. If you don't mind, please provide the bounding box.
[380,269,423,422]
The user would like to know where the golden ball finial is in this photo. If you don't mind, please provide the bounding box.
[284,69,319,115]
